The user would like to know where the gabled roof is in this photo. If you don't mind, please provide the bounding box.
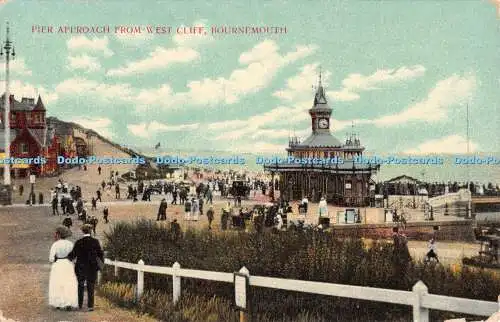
[0,94,47,112]
[33,95,46,111]
[385,175,422,184]
[27,128,45,147]
[0,94,32,111]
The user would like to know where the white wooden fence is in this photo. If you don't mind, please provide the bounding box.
[103,258,500,322]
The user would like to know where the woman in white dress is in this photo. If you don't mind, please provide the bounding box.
[318,197,328,218]
[48,226,78,310]
[191,198,199,221]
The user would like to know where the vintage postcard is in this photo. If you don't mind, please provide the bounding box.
[0,1,499,321]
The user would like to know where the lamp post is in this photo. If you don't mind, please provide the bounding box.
[0,22,15,205]
[29,172,35,206]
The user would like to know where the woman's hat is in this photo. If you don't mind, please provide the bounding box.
[55,226,72,239]
[81,224,93,234]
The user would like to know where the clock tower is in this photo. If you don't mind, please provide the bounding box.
[309,70,332,134]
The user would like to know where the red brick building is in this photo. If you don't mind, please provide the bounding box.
[0,94,60,177]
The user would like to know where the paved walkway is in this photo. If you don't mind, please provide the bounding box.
[0,206,154,322]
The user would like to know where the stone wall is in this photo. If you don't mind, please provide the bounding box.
[331,220,475,242]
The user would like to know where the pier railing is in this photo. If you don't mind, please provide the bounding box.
[102,258,499,322]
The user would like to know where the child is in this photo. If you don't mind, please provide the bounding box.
[103,207,109,224]
[425,238,439,263]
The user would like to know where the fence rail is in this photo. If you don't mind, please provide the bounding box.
[103,258,499,322]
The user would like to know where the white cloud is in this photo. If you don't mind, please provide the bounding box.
[272,63,328,101]
[70,117,114,139]
[210,99,313,141]
[55,78,134,103]
[172,20,214,48]
[274,64,424,105]
[67,36,114,57]
[67,54,101,72]
[341,65,426,91]
[0,80,58,105]
[106,46,199,76]
[7,58,32,76]
[133,40,317,110]
[328,65,426,102]
[127,123,149,138]
[404,135,479,154]
[374,74,476,125]
[127,121,200,138]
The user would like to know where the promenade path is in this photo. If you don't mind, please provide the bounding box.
[0,205,155,322]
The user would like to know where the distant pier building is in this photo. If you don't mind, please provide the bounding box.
[264,72,379,206]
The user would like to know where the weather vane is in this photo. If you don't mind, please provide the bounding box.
[312,65,325,92]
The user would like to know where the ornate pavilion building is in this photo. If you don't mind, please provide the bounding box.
[264,73,379,206]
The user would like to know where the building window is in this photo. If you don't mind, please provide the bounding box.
[11,113,16,123]
[26,113,32,124]
[19,143,28,154]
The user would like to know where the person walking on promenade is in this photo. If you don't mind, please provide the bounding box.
[62,216,73,229]
[191,197,199,221]
[48,226,78,310]
[88,216,98,236]
[68,224,104,311]
[52,196,59,216]
[157,198,168,221]
[115,184,120,199]
[96,190,102,202]
[318,196,328,224]
[103,207,109,224]
[206,188,213,205]
[207,205,214,230]
[171,189,178,205]
[91,197,97,211]
[221,202,231,230]
[97,166,101,175]
[184,198,192,220]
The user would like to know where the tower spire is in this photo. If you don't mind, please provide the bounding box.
[319,65,322,86]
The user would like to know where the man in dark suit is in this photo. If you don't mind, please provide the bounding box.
[68,224,104,311]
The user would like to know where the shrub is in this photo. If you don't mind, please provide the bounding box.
[101,220,499,321]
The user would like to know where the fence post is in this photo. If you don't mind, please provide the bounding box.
[236,266,250,322]
[114,259,119,278]
[172,262,181,305]
[412,281,429,322]
[137,259,144,300]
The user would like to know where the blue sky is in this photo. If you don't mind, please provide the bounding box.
[0,0,499,154]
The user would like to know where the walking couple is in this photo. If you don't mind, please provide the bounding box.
[48,224,104,311]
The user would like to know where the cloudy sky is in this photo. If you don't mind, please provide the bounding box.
[0,0,498,154]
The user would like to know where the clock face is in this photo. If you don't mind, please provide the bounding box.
[318,118,329,129]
